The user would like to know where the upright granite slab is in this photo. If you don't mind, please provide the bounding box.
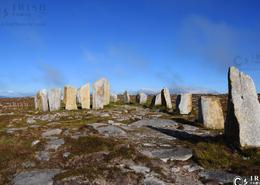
[151,93,161,106]
[64,86,77,110]
[199,96,224,129]
[123,91,130,103]
[110,93,118,103]
[225,66,260,148]
[104,79,110,106]
[136,92,147,104]
[48,88,61,111]
[161,87,172,109]
[177,93,192,114]
[35,89,48,112]
[78,83,90,109]
[93,78,106,109]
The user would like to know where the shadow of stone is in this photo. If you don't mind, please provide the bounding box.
[147,126,224,144]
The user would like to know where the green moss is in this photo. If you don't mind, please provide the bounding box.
[192,141,260,176]
[66,135,119,155]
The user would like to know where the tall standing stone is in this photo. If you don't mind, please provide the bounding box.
[48,88,62,111]
[78,83,90,109]
[35,89,48,112]
[104,79,110,106]
[161,88,172,109]
[123,91,130,103]
[110,93,118,103]
[177,93,192,114]
[199,96,224,129]
[64,86,78,110]
[225,66,260,148]
[151,93,161,106]
[136,92,147,104]
[93,79,105,109]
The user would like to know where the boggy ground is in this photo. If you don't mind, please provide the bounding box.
[0,100,259,185]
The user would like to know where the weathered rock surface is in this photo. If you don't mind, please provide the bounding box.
[151,93,162,106]
[48,88,61,111]
[141,147,192,162]
[104,78,110,106]
[94,125,127,137]
[42,128,62,138]
[199,170,237,184]
[136,92,147,104]
[177,93,192,114]
[12,169,60,185]
[35,89,48,112]
[92,78,109,109]
[77,83,90,109]
[161,88,172,109]
[225,66,260,147]
[110,93,118,103]
[199,96,224,129]
[131,119,178,128]
[123,91,131,103]
[64,86,78,110]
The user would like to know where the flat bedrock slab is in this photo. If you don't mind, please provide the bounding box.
[12,169,60,185]
[199,170,237,184]
[42,129,62,138]
[141,147,192,162]
[130,119,178,128]
[95,125,127,137]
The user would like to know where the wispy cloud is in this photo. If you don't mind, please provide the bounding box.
[176,15,260,71]
[37,62,65,86]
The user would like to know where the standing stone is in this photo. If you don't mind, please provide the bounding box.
[136,92,147,104]
[123,91,131,103]
[35,89,48,112]
[225,66,260,148]
[48,88,61,111]
[34,96,38,110]
[93,79,105,109]
[161,87,172,109]
[64,86,77,110]
[110,93,118,103]
[199,96,224,129]
[177,93,192,114]
[151,93,161,106]
[77,83,90,109]
[104,79,110,106]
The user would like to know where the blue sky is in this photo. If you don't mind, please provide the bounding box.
[1,0,260,96]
